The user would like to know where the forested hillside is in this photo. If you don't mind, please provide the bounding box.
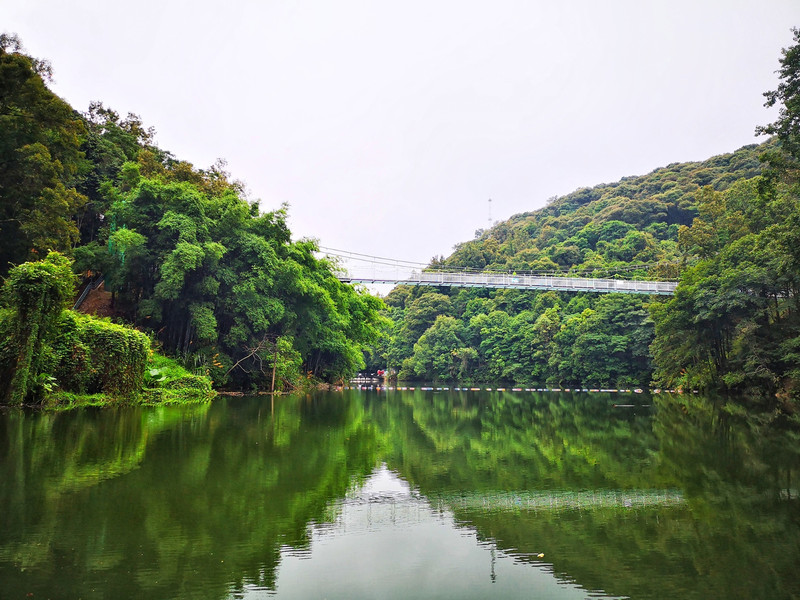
[373,30,800,407]
[3,26,800,408]
[0,33,385,397]
[374,142,769,388]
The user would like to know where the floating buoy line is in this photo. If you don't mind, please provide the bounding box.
[339,385,692,394]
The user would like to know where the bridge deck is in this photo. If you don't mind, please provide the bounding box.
[340,270,677,295]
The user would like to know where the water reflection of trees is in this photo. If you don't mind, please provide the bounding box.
[1,391,798,599]
[648,395,800,599]
[366,390,669,493]
[0,396,380,599]
[365,390,800,600]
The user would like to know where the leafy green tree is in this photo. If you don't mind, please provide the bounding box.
[402,293,453,340]
[79,168,385,389]
[652,172,800,401]
[386,292,452,371]
[528,306,562,381]
[567,295,653,387]
[0,252,75,403]
[468,310,513,380]
[548,308,593,385]
[403,315,467,380]
[756,27,800,164]
[0,34,87,272]
[75,102,155,244]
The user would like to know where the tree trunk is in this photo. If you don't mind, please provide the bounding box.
[270,338,278,393]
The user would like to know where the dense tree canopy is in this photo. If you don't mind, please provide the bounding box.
[757,27,800,165]
[94,170,385,388]
[0,36,385,395]
[370,141,771,389]
[367,30,800,407]
[0,34,87,271]
[5,29,800,404]
[649,30,800,404]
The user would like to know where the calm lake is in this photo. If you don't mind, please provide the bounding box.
[1,390,798,599]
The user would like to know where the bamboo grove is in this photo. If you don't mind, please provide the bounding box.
[0,33,384,402]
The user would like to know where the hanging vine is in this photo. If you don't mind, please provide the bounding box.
[2,252,75,404]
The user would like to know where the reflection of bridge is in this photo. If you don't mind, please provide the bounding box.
[331,467,684,535]
[429,489,685,512]
[322,248,678,295]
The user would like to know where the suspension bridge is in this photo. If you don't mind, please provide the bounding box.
[320,247,678,295]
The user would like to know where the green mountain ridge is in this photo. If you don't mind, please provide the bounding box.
[445,141,769,277]
[373,135,800,405]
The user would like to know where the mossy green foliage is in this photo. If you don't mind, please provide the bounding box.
[49,311,150,397]
[141,353,215,404]
[0,253,215,406]
[45,315,219,406]
[0,252,76,404]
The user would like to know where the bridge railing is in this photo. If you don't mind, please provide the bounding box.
[398,270,677,295]
[321,246,678,295]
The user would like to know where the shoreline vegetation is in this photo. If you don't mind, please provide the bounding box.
[2,30,800,415]
[0,33,385,409]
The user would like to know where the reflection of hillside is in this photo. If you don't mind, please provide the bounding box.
[1,392,798,599]
[368,390,671,493]
[456,505,699,599]
[648,395,800,599]
[0,396,381,599]
[275,464,614,600]
[0,406,208,575]
[368,391,800,600]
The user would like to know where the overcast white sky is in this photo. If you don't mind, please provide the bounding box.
[5,1,799,270]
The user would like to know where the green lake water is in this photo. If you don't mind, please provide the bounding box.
[1,390,798,599]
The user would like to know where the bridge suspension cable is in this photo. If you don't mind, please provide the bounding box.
[316,246,679,295]
[317,246,431,269]
[317,246,680,279]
